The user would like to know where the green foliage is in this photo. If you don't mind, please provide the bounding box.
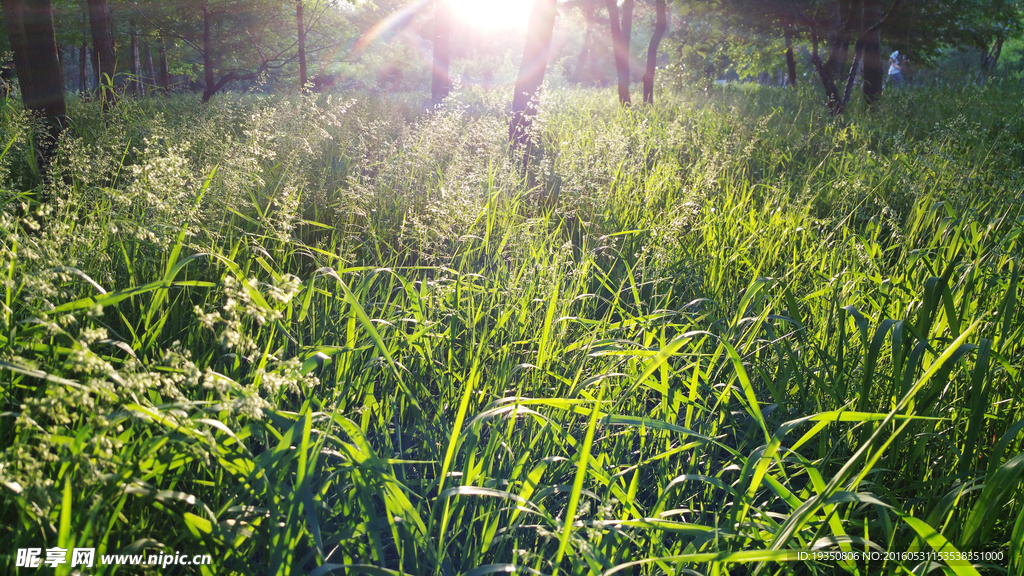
[1,83,1023,575]
[883,0,1024,64]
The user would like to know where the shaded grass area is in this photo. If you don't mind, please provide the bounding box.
[0,83,1023,575]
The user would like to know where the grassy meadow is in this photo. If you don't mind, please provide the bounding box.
[1,83,1023,575]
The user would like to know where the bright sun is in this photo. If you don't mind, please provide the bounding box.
[448,0,533,31]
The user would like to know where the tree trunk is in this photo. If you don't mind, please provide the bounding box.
[861,0,883,105]
[816,64,842,115]
[79,40,88,94]
[808,0,859,116]
[784,27,797,87]
[802,0,901,113]
[978,37,1003,82]
[199,6,255,102]
[87,0,116,110]
[509,0,558,152]
[143,40,155,91]
[157,36,170,89]
[641,0,666,104]
[91,40,99,89]
[129,24,141,97]
[79,8,88,93]
[202,6,216,102]
[621,0,634,56]
[431,0,450,104]
[830,38,850,84]
[808,26,843,115]
[843,39,864,107]
[296,0,308,91]
[821,2,852,86]
[992,37,1004,70]
[605,0,630,105]
[0,0,67,167]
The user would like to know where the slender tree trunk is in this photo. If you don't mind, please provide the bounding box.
[821,3,852,86]
[129,24,141,97]
[641,0,666,104]
[816,65,842,115]
[784,27,797,87]
[79,8,88,94]
[992,38,1004,71]
[621,0,634,56]
[809,25,843,115]
[202,6,216,102]
[861,0,883,105]
[978,37,1003,82]
[1,0,67,167]
[79,41,88,94]
[143,40,155,92]
[87,0,116,110]
[157,36,170,89]
[296,0,308,91]
[509,0,558,152]
[810,0,865,115]
[843,39,864,107]
[605,0,630,105]
[199,9,253,103]
[431,0,450,104]
[91,45,99,90]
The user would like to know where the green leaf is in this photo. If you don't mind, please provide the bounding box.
[961,453,1024,548]
[184,512,213,537]
[900,513,981,576]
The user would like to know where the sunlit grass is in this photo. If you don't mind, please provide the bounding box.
[1,84,1022,575]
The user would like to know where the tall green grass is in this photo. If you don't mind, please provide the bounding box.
[0,83,1022,575]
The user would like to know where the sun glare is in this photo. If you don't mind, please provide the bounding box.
[448,0,533,31]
